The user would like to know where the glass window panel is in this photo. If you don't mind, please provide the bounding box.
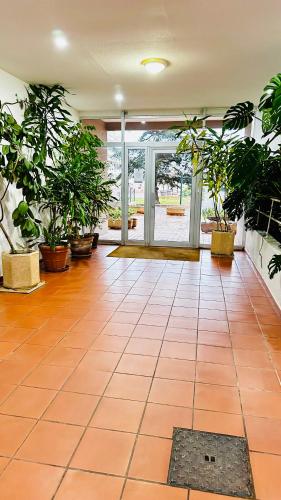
[98,146,122,242]
[127,148,145,242]
[200,187,244,247]
[153,151,192,243]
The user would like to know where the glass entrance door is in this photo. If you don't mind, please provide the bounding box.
[123,144,201,247]
[148,146,201,247]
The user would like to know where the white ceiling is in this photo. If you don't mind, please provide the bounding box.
[0,0,280,115]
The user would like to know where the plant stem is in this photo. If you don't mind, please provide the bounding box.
[0,221,16,253]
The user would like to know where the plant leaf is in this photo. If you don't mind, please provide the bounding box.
[223,101,255,130]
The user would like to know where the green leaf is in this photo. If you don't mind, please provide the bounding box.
[268,254,281,279]
[17,200,29,215]
[262,108,274,133]
[223,101,255,130]
[259,73,281,110]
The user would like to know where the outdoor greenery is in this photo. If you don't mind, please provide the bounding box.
[201,207,219,221]
[135,194,190,206]
[113,129,192,204]
[223,73,281,278]
[108,207,135,220]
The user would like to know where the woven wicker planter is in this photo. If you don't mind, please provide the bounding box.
[201,221,237,234]
[201,221,217,233]
[167,207,185,216]
[108,218,133,229]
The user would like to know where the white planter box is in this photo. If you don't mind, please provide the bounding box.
[245,230,281,309]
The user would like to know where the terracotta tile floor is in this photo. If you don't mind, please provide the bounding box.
[0,246,280,499]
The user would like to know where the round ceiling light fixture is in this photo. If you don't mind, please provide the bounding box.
[52,29,69,50]
[141,58,169,74]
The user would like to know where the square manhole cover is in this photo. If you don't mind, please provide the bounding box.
[168,428,255,498]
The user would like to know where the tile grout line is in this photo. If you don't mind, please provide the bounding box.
[118,258,181,499]
[117,258,187,500]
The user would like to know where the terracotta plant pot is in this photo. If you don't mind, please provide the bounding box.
[70,235,93,258]
[211,230,235,256]
[2,250,40,289]
[40,244,69,272]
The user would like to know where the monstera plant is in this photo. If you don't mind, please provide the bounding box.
[223,73,281,278]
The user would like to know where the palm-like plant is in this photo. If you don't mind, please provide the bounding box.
[176,118,239,231]
[46,123,116,240]
[223,73,281,278]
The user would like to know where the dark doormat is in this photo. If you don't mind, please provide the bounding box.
[168,428,255,499]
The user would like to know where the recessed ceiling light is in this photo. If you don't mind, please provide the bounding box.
[141,120,146,124]
[52,30,69,50]
[141,58,169,74]
[114,92,124,103]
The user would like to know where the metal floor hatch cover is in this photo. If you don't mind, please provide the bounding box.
[168,428,255,498]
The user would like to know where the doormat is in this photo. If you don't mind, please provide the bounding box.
[0,281,46,294]
[107,246,200,261]
[168,428,255,498]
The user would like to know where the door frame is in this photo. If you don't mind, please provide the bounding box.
[123,143,202,248]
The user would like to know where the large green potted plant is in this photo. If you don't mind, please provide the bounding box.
[176,119,239,255]
[56,123,115,257]
[21,84,74,270]
[223,73,281,276]
[87,173,117,248]
[39,176,69,272]
[108,207,135,229]
[0,100,42,289]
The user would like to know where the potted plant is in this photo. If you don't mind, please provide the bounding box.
[108,207,135,229]
[200,208,237,235]
[222,73,281,277]
[87,170,117,248]
[18,83,74,272]
[108,207,124,229]
[176,119,239,256]
[201,208,217,233]
[38,175,69,271]
[0,100,42,289]
[39,223,69,272]
[55,123,115,257]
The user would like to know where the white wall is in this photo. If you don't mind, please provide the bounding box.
[0,69,28,274]
[0,68,79,275]
[247,116,281,309]
[251,112,280,150]
[245,230,281,309]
